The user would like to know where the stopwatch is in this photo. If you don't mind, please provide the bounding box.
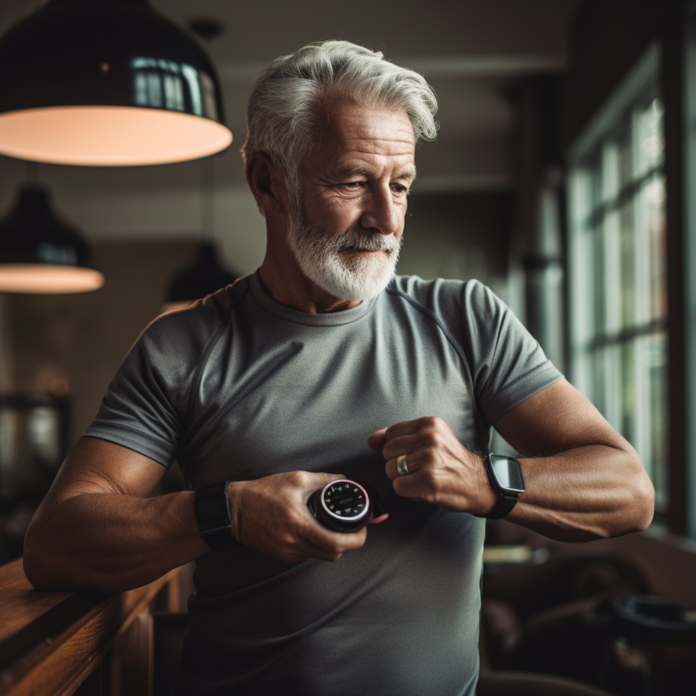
[308,479,372,533]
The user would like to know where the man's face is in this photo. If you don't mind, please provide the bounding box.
[286,98,416,301]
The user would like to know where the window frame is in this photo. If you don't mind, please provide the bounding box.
[567,44,669,518]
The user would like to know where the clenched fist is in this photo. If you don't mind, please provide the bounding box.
[368,416,497,516]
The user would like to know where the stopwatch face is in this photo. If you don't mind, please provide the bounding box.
[321,481,368,520]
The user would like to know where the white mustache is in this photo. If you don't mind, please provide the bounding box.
[332,231,399,254]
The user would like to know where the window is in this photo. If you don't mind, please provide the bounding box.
[568,46,667,512]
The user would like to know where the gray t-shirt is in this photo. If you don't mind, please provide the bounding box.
[85,271,562,696]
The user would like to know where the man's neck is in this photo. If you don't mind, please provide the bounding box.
[258,255,361,315]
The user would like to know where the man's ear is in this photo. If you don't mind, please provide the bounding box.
[245,153,286,216]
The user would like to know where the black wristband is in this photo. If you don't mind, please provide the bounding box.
[474,454,525,520]
[194,481,242,552]
[477,491,520,520]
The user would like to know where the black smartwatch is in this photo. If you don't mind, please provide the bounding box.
[475,454,525,520]
[194,481,241,551]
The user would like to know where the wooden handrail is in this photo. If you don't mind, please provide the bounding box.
[0,558,186,696]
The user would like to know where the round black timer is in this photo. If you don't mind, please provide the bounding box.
[308,479,372,533]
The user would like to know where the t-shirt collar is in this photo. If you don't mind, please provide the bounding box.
[249,270,379,327]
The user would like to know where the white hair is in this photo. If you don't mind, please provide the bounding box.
[241,40,438,198]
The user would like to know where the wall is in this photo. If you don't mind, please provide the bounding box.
[399,191,512,298]
[0,294,12,391]
[4,240,198,448]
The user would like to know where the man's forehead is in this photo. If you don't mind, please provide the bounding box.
[331,160,416,181]
[315,98,414,143]
[310,97,416,172]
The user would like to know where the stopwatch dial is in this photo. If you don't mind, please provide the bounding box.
[323,482,368,519]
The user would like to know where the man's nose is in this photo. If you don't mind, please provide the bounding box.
[360,185,400,236]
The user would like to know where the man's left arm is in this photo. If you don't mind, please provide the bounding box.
[368,378,655,542]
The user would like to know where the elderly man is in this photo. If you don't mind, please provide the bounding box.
[24,41,654,695]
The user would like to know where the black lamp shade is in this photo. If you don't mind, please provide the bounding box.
[164,242,237,311]
[0,186,104,293]
[0,0,232,166]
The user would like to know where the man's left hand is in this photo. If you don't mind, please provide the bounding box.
[368,417,497,515]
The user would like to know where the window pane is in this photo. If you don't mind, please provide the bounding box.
[638,99,665,173]
[592,346,605,415]
[621,341,636,444]
[605,344,622,431]
[603,209,622,334]
[568,56,665,515]
[620,200,636,329]
[647,175,667,321]
[618,126,633,190]
[648,331,668,511]
[593,219,605,337]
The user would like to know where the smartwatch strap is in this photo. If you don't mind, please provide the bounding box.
[480,491,520,520]
[194,481,242,552]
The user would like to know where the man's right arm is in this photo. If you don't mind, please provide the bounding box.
[23,437,367,593]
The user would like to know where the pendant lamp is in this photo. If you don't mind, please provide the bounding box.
[0,0,232,166]
[0,186,104,293]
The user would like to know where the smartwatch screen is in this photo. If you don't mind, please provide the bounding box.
[490,454,525,493]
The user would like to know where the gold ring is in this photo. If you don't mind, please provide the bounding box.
[396,455,409,476]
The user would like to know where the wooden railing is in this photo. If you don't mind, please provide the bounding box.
[0,558,191,696]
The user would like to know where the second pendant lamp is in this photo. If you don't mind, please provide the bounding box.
[163,242,237,313]
[0,186,104,294]
[0,0,232,166]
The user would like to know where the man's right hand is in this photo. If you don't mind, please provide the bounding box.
[24,438,375,594]
[228,472,370,563]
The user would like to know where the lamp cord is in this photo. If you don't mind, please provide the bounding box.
[26,161,40,186]
[200,157,215,243]
[193,24,221,247]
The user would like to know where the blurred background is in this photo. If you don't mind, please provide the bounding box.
[0,1,695,694]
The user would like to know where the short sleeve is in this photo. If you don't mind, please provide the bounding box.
[83,300,227,467]
[462,280,563,426]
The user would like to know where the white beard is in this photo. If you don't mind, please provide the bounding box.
[286,197,402,302]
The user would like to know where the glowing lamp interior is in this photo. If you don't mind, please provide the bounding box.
[0,265,105,293]
[0,106,232,166]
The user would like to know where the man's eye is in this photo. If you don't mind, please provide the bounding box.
[392,184,409,195]
[342,182,363,189]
